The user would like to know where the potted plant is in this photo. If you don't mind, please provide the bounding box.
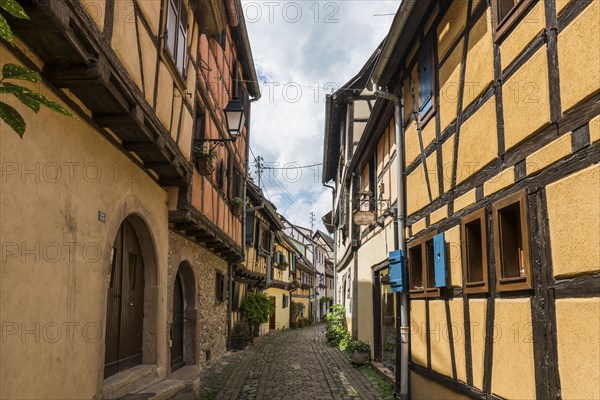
[194,147,216,176]
[349,340,371,366]
[383,340,395,364]
[240,291,275,337]
[231,197,244,218]
[231,320,248,350]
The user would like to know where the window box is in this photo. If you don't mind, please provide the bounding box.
[408,231,441,299]
[461,209,489,294]
[493,190,531,292]
[491,0,536,42]
[196,159,214,176]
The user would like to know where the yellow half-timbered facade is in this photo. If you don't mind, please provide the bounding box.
[324,0,599,398]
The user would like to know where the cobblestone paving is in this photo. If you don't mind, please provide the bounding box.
[183,324,392,400]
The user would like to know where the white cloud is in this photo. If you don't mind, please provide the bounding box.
[243,0,398,230]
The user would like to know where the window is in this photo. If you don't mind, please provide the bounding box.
[461,209,489,294]
[491,0,535,41]
[283,294,289,308]
[232,282,241,311]
[217,158,226,191]
[165,0,188,77]
[493,190,531,291]
[417,40,434,120]
[215,272,225,302]
[408,232,440,298]
[259,225,271,252]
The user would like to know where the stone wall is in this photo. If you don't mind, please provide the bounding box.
[168,231,229,368]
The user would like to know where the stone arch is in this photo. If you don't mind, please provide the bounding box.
[169,261,198,369]
[99,197,163,390]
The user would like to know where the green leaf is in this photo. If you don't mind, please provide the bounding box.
[0,84,40,112]
[0,0,28,19]
[0,101,25,137]
[0,13,13,43]
[2,83,74,118]
[2,64,41,82]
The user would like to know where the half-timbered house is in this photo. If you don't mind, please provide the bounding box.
[0,0,260,398]
[324,0,599,398]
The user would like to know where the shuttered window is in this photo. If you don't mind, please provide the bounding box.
[418,42,434,119]
[461,209,489,294]
[493,190,531,292]
[491,0,535,41]
[408,232,441,298]
[215,272,225,303]
[165,0,188,78]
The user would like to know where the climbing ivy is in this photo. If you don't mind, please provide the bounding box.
[0,0,74,137]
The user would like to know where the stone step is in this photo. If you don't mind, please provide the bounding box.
[136,379,186,400]
[103,365,158,400]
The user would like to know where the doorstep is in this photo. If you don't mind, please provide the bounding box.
[370,361,396,385]
[102,365,158,400]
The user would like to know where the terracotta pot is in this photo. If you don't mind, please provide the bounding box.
[197,159,214,176]
[352,350,370,366]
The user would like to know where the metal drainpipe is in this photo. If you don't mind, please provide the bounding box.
[374,87,408,400]
[322,183,337,305]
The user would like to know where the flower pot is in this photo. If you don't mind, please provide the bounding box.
[231,336,245,350]
[352,350,370,366]
[196,159,214,176]
[232,207,242,218]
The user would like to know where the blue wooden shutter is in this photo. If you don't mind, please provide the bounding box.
[434,232,447,288]
[418,44,433,116]
[389,250,405,293]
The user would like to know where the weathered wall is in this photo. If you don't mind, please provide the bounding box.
[0,45,169,400]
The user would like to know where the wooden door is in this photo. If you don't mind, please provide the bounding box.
[104,220,145,378]
[269,297,276,330]
[171,274,185,371]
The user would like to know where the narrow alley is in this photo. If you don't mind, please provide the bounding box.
[177,325,391,400]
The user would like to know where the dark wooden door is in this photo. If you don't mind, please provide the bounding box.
[269,297,276,330]
[171,274,185,371]
[104,220,145,378]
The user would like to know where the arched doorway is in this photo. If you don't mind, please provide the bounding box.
[104,219,145,378]
[170,262,197,372]
[171,273,185,371]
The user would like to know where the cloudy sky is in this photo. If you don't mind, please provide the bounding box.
[242,0,398,232]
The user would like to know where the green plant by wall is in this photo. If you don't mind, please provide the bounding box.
[0,0,74,137]
[319,296,332,305]
[338,331,351,352]
[324,304,348,347]
[240,291,275,329]
[348,340,371,353]
[383,340,396,352]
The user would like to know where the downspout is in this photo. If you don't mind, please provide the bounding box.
[374,87,408,400]
[323,183,337,305]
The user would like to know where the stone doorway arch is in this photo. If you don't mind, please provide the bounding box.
[170,261,198,371]
[103,214,159,378]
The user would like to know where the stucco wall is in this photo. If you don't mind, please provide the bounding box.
[0,47,169,399]
[265,287,291,330]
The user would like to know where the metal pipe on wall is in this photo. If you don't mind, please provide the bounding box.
[374,87,409,400]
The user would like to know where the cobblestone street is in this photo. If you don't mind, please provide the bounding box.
[177,324,392,400]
